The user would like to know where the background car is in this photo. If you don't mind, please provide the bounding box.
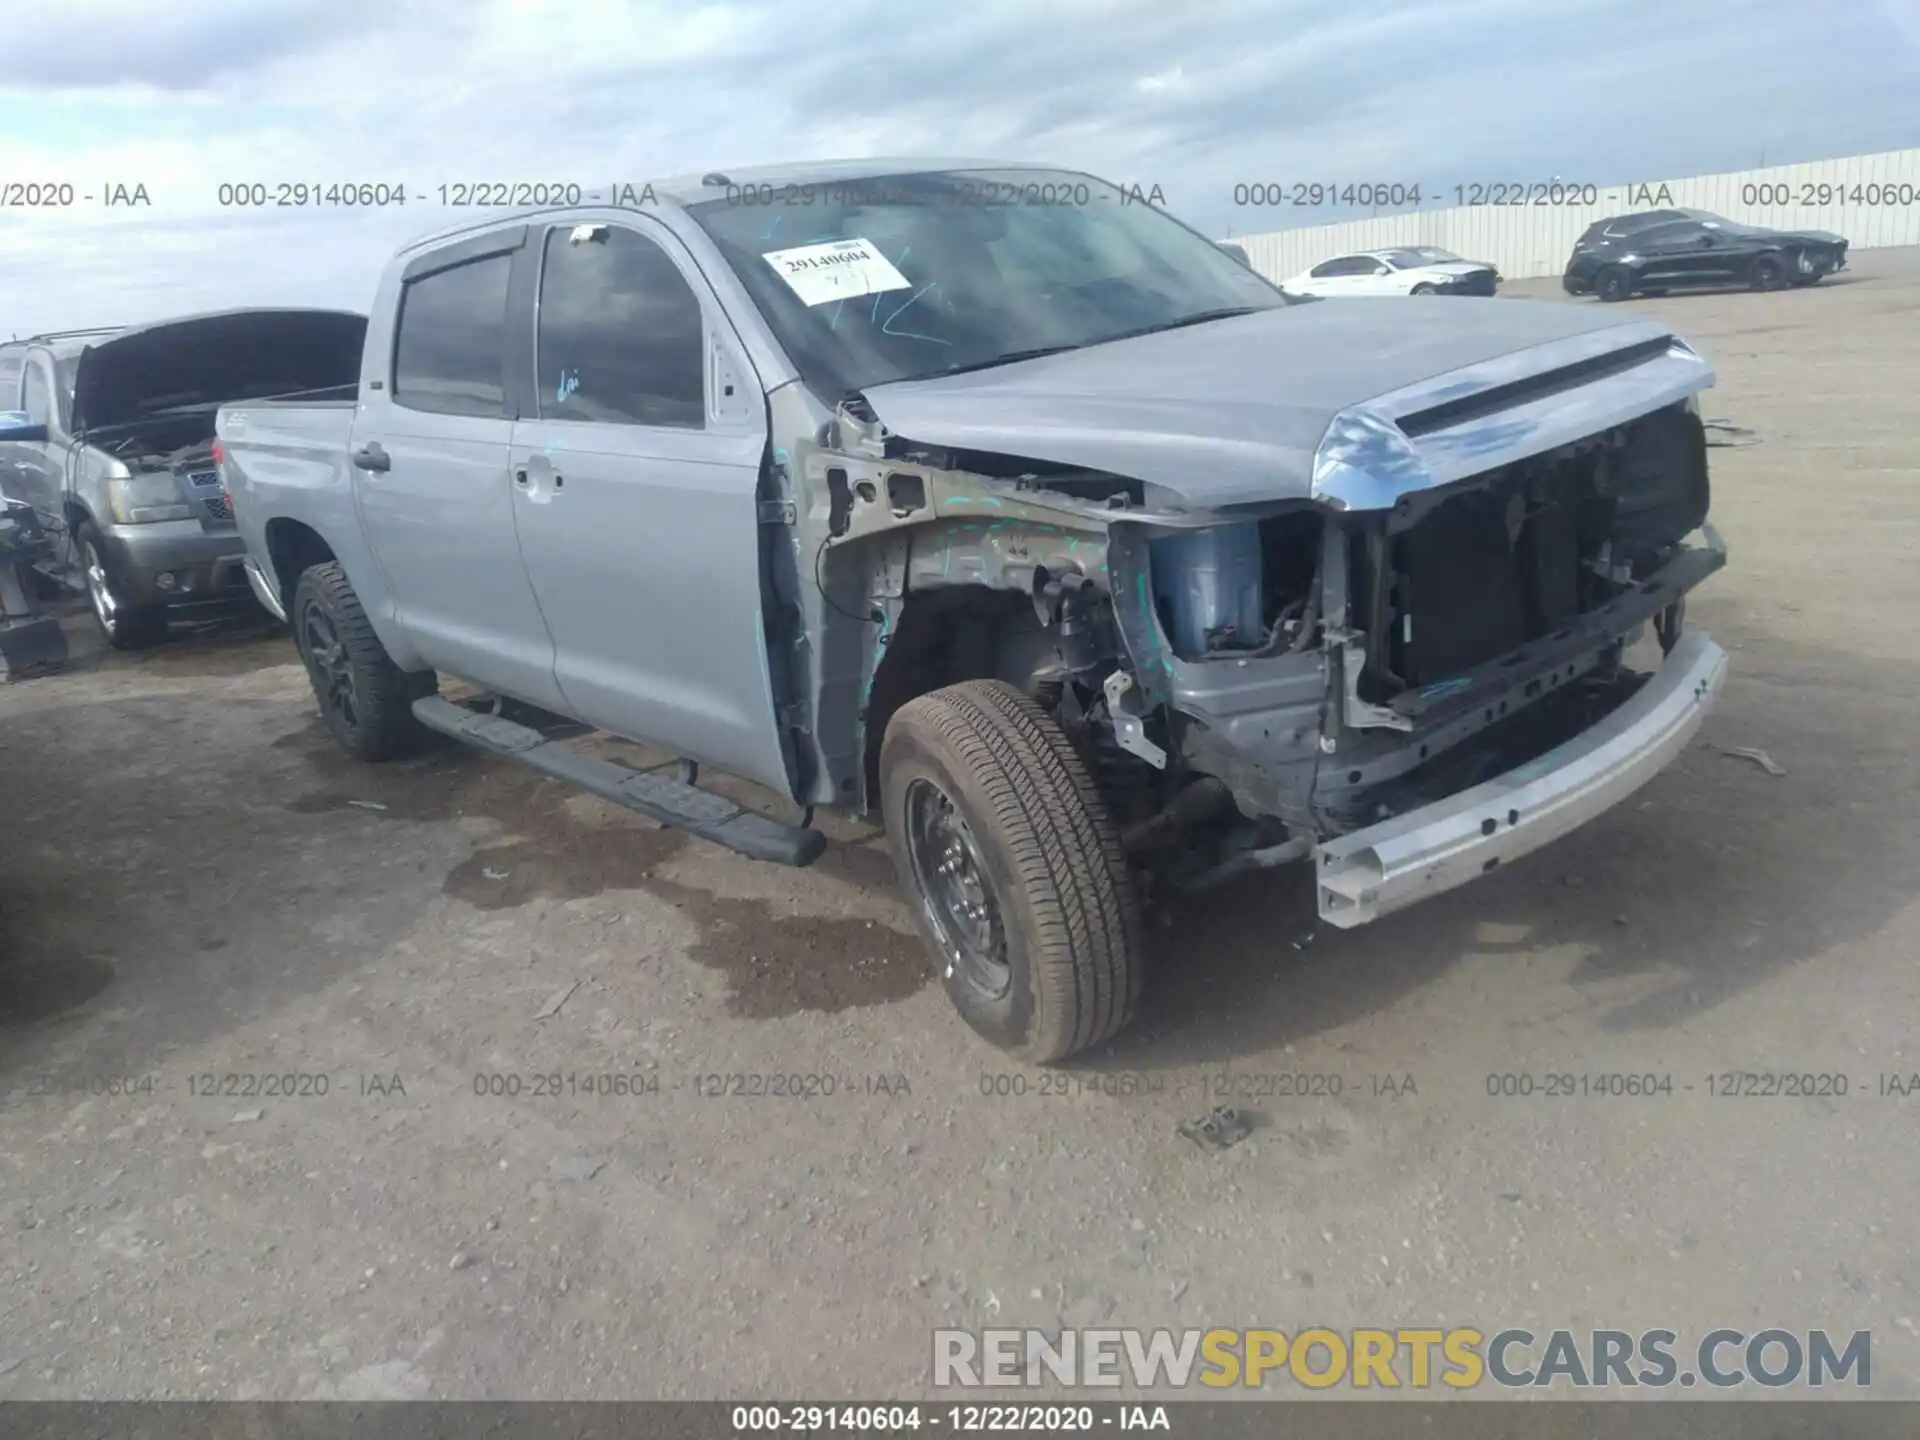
[1280,246,1501,298]
[0,312,363,648]
[1564,209,1849,301]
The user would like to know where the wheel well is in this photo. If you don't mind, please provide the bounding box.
[861,588,1050,808]
[264,519,336,612]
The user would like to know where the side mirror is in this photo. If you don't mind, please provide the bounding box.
[1697,233,1717,247]
[0,411,49,443]
[1215,241,1251,268]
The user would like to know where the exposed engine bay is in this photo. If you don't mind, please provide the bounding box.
[780,386,1723,904]
[109,430,221,475]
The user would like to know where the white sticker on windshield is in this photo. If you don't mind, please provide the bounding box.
[762,238,911,307]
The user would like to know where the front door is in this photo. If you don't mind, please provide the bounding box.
[353,237,564,709]
[507,217,793,797]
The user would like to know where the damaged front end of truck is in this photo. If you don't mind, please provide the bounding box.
[777,316,1728,927]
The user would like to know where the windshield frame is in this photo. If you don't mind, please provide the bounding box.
[683,166,1292,402]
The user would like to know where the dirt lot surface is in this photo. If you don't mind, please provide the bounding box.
[3,250,1918,1402]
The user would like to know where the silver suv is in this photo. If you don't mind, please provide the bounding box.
[0,311,364,647]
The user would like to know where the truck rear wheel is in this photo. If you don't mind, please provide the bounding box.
[291,561,436,761]
[880,680,1144,1063]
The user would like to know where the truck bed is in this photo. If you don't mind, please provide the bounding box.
[216,400,362,602]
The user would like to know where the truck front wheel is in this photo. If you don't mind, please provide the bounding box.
[76,522,167,650]
[291,561,436,761]
[880,680,1145,1063]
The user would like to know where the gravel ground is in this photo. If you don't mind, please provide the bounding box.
[2,248,1917,1402]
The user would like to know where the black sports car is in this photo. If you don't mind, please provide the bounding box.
[1562,209,1849,301]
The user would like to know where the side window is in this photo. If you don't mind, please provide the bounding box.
[1309,256,1355,278]
[21,363,51,425]
[392,253,513,418]
[1633,223,1692,248]
[0,350,23,407]
[535,224,705,428]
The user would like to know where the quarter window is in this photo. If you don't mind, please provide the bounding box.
[535,225,705,428]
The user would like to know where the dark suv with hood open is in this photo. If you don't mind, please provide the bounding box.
[1563,209,1849,302]
[0,310,365,647]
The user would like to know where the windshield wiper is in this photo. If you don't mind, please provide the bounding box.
[1094,306,1264,344]
[877,307,1265,387]
[892,344,1085,384]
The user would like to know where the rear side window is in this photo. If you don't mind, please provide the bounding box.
[1311,255,1374,278]
[534,224,705,428]
[1632,222,1695,247]
[0,348,22,406]
[392,253,513,418]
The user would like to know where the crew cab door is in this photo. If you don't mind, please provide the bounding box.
[506,216,794,797]
[351,227,565,709]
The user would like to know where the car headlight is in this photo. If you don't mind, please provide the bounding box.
[107,473,194,524]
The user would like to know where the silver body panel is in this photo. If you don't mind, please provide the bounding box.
[859,303,1711,511]
[223,206,796,799]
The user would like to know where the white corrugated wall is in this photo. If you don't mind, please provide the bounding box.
[1232,149,1920,283]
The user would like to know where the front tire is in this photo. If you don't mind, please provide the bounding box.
[1410,283,1438,296]
[880,680,1144,1064]
[291,561,436,761]
[1751,252,1788,291]
[1596,266,1636,302]
[76,522,167,650]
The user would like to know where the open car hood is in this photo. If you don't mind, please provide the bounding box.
[859,298,1690,508]
[71,308,367,435]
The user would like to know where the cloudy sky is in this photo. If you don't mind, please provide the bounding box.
[3,0,1918,337]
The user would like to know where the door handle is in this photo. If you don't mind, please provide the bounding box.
[514,463,563,490]
[352,442,391,473]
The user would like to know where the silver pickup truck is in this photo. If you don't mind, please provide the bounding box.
[219,159,1728,1062]
[0,312,366,647]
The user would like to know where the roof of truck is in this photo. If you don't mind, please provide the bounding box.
[394,156,1073,257]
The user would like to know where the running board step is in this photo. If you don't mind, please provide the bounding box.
[411,696,826,868]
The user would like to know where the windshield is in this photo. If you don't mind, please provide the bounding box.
[686,168,1288,398]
